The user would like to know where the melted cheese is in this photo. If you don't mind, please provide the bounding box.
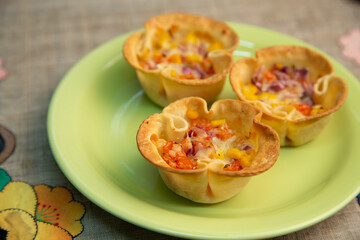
[138,26,223,79]
[157,118,257,170]
[243,65,326,120]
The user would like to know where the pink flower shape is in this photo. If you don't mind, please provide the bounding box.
[0,58,8,81]
[339,29,360,65]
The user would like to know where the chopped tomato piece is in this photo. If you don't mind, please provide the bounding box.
[295,104,312,116]
[162,141,196,169]
[200,58,215,75]
[216,131,235,141]
[152,54,164,64]
[214,125,235,140]
[179,72,199,79]
[263,70,278,83]
[190,118,213,132]
[168,54,182,64]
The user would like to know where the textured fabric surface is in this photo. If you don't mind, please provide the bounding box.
[0,0,359,239]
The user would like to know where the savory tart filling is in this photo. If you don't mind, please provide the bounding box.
[243,63,325,119]
[138,25,224,79]
[154,113,257,171]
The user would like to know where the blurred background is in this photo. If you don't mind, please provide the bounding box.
[0,0,359,239]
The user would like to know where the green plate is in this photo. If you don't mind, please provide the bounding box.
[47,23,360,239]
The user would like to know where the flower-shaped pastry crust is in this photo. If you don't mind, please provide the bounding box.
[123,13,239,107]
[137,97,279,203]
[230,46,348,146]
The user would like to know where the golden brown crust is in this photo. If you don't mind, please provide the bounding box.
[137,97,280,203]
[123,13,239,107]
[255,46,334,81]
[143,13,239,52]
[230,45,348,146]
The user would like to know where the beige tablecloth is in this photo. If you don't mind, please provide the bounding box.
[0,0,359,239]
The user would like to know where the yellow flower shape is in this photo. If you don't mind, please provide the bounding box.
[0,182,37,214]
[35,221,73,240]
[0,182,85,239]
[34,184,85,236]
[0,209,37,240]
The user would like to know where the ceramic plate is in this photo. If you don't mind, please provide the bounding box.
[47,23,360,239]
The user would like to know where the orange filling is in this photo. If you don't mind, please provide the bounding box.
[155,116,257,171]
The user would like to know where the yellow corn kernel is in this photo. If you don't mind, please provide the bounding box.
[157,38,167,48]
[209,152,217,159]
[275,63,283,69]
[217,149,224,159]
[170,43,177,49]
[168,54,182,64]
[211,119,226,127]
[310,106,324,116]
[259,92,277,100]
[271,103,278,108]
[153,50,162,58]
[242,83,258,100]
[155,31,170,48]
[210,149,225,159]
[246,95,259,101]
[185,32,198,44]
[310,107,317,116]
[170,69,177,77]
[208,41,224,51]
[226,148,246,159]
[185,54,203,64]
[139,48,149,59]
[240,155,251,168]
[286,105,295,113]
[243,83,258,95]
[186,109,199,119]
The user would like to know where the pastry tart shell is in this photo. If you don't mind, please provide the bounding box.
[123,13,239,107]
[230,46,348,146]
[137,97,280,203]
